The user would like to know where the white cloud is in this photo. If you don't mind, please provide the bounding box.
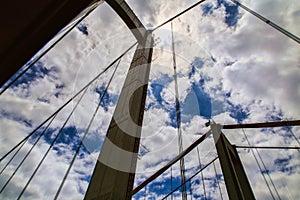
[1,0,299,199]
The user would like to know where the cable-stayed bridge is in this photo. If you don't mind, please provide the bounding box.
[0,0,299,199]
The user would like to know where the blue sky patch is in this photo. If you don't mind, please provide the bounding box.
[190,178,218,199]
[190,82,212,119]
[202,0,240,27]
[12,62,51,87]
[148,74,173,109]
[0,110,32,127]
[266,109,284,122]
[81,131,104,154]
[77,24,89,36]
[181,58,220,122]
[150,83,164,105]
[227,101,249,123]
[181,89,201,123]
[148,176,182,197]
[274,156,295,175]
[180,79,213,122]
[217,0,240,27]
[189,57,204,79]
[34,126,81,155]
[202,3,214,16]
[168,107,178,128]
[54,126,80,147]
[11,61,59,92]
[181,79,220,122]
[95,85,118,111]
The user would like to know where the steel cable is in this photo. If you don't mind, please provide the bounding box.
[0,42,137,164]
[161,157,218,200]
[230,0,300,44]
[213,161,224,200]
[16,87,88,198]
[196,147,207,200]
[53,57,122,200]
[0,113,57,192]
[171,21,187,200]
[242,128,276,200]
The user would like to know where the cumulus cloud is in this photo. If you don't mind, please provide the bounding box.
[132,0,300,199]
[1,0,299,199]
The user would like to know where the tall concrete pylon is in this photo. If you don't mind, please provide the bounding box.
[211,123,255,200]
[84,1,153,199]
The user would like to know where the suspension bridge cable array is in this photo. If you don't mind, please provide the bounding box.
[241,128,276,200]
[132,131,211,195]
[196,147,207,200]
[2,0,297,96]
[16,87,89,198]
[1,0,299,198]
[0,113,57,193]
[53,57,122,200]
[288,128,300,145]
[239,126,297,200]
[2,88,85,194]
[213,161,224,200]
[0,141,26,176]
[171,21,187,200]
[161,157,218,200]
[285,124,300,153]
[254,147,282,200]
[0,42,137,164]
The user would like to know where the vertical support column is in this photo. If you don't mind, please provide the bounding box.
[171,21,187,200]
[84,31,153,200]
[211,123,255,200]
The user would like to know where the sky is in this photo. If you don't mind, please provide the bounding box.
[0,0,300,199]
